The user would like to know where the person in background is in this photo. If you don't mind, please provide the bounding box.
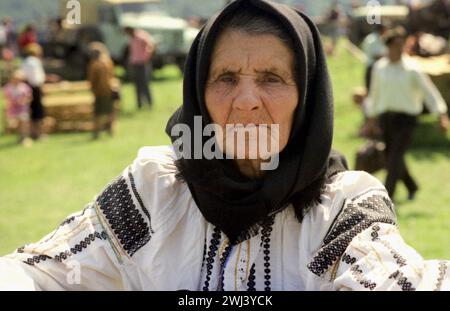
[325,1,342,55]
[87,42,116,139]
[18,24,37,56]
[45,18,66,59]
[3,70,32,146]
[0,21,6,50]
[365,27,449,201]
[21,43,46,140]
[2,17,18,57]
[124,26,155,110]
[361,23,387,92]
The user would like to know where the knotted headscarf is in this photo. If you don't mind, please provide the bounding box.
[166,0,347,243]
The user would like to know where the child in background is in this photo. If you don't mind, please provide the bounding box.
[3,70,32,146]
[22,43,46,140]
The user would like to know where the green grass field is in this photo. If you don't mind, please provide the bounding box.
[0,42,449,258]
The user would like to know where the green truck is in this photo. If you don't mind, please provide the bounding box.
[46,0,199,80]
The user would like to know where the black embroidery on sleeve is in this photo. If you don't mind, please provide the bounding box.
[127,167,154,234]
[23,231,108,266]
[97,175,152,257]
[371,225,380,241]
[389,270,416,291]
[37,206,92,246]
[380,240,407,268]
[341,253,357,265]
[23,254,52,266]
[434,261,447,291]
[58,206,90,228]
[308,194,396,276]
[350,265,377,290]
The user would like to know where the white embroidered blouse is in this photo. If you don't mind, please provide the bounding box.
[0,146,448,291]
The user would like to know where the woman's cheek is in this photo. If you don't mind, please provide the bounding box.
[206,87,232,126]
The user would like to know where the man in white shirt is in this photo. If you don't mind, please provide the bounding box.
[365,27,449,201]
[361,24,387,91]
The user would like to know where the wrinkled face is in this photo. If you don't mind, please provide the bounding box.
[205,30,299,160]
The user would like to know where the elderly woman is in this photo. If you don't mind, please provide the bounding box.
[0,0,448,291]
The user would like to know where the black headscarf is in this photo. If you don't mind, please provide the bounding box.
[166,0,347,243]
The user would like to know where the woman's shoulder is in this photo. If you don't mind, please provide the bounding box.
[327,170,388,199]
[324,170,395,219]
[304,171,396,244]
[96,145,194,235]
[132,145,179,183]
[129,146,195,224]
[304,171,397,277]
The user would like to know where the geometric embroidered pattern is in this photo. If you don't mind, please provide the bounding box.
[341,253,357,265]
[434,261,447,291]
[53,231,108,262]
[58,206,90,228]
[261,216,275,292]
[247,263,257,291]
[203,227,222,291]
[127,167,154,234]
[218,244,233,291]
[350,264,377,290]
[371,225,380,241]
[389,270,416,291]
[41,206,91,244]
[22,231,108,266]
[97,175,151,257]
[23,254,52,266]
[308,194,396,276]
[201,237,207,270]
[380,240,407,268]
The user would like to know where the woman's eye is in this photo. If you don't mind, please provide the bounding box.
[217,74,237,84]
[260,75,283,84]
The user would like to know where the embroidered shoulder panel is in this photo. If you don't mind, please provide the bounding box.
[96,174,152,257]
[308,191,396,276]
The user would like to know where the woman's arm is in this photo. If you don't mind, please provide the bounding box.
[0,203,125,290]
[306,177,449,291]
[0,164,154,290]
[332,222,448,291]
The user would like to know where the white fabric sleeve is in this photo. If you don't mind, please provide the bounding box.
[333,223,449,291]
[0,160,159,291]
[305,171,449,291]
[0,203,125,290]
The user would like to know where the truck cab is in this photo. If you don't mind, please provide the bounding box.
[48,0,198,80]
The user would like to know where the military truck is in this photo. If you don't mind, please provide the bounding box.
[44,0,199,80]
[347,0,450,46]
[347,5,409,46]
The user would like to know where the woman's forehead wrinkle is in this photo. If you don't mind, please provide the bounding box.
[246,54,251,71]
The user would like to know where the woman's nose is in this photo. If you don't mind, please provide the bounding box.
[232,79,262,112]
